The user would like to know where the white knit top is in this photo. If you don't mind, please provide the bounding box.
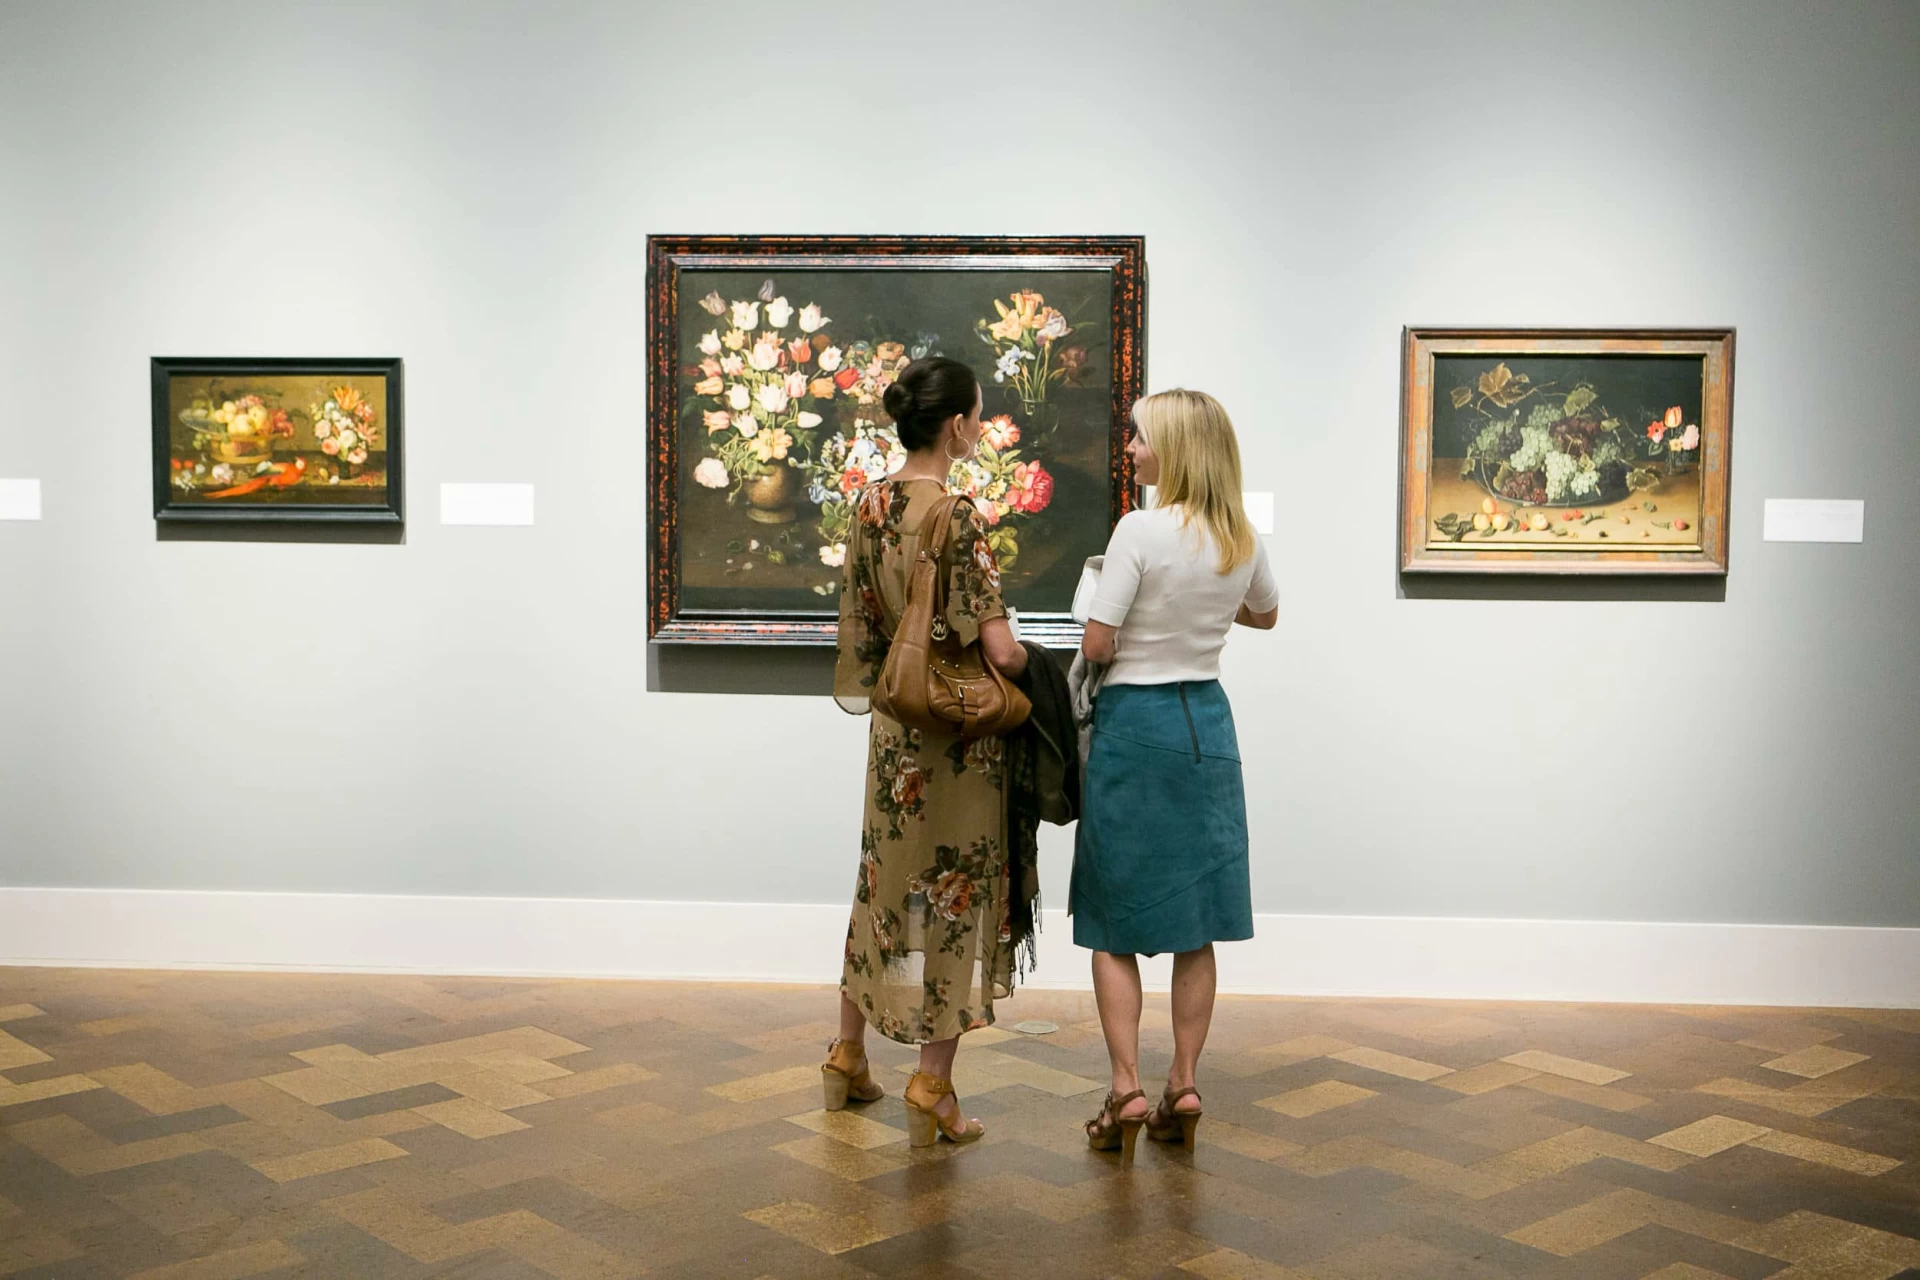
[1086,505,1278,687]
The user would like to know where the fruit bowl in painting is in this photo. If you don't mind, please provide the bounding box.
[1468,458,1630,509]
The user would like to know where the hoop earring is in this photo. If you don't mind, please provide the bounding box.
[944,435,975,463]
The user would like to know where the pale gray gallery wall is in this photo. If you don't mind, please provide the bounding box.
[1,0,1915,925]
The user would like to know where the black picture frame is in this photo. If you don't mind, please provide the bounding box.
[151,356,405,524]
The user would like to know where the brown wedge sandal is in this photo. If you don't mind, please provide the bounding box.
[902,1071,984,1147]
[1085,1089,1148,1165]
[821,1038,885,1112]
[1146,1086,1203,1151]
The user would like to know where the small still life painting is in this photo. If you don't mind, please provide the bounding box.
[1401,329,1733,574]
[152,358,404,523]
[648,236,1145,643]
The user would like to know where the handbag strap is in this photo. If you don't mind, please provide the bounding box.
[914,494,968,636]
[872,489,965,640]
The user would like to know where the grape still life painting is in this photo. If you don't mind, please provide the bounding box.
[1400,329,1733,575]
[647,236,1146,645]
[152,357,404,524]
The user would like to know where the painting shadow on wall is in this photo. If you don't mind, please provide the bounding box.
[1395,567,1727,604]
[647,644,836,697]
[646,640,1085,696]
[155,522,406,546]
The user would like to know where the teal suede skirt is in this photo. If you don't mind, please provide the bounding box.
[1070,680,1254,957]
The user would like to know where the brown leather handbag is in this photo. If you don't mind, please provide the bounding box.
[871,494,1031,741]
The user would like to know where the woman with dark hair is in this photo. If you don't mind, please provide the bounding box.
[824,355,1030,1147]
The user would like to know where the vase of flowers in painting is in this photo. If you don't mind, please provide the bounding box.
[742,463,801,524]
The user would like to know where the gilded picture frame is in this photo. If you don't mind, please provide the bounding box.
[1400,328,1734,575]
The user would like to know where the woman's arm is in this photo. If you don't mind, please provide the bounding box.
[1235,602,1278,630]
[980,616,1028,677]
[1081,619,1119,665]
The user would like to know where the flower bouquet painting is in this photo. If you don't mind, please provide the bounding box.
[648,236,1145,644]
[152,358,403,523]
[1400,329,1733,575]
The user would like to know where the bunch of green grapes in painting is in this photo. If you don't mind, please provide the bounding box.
[674,271,1114,615]
[166,376,390,505]
[1427,354,1706,548]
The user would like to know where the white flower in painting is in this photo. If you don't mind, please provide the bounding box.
[818,346,843,372]
[765,296,794,329]
[797,411,823,430]
[735,413,760,438]
[819,542,846,567]
[698,330,722,356]
[337,427,360,451]
[720,354,744,375]
[1681,422,1700,451]
[1036,310,1071,342]
[313,420,332,439]
[748,338,780,371]
[347,448,368,465]
[693,458,729,489]
[730,300,759,330]
[727,384,751,411]
[210,463,234,484]
[994,347,1026,382]
[799,303,828,333]
[784,371,808,399]
[757,383,790,414]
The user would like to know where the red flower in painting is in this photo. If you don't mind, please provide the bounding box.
[1646,420,1665,443]
[841,467,865,497]
[1006,461,1054,513]
[833,368,860,391]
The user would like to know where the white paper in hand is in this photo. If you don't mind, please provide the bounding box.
[1071,556,1104,623]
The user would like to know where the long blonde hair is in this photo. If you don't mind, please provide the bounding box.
[1134,388,1255,573]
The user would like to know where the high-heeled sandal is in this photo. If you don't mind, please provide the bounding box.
[1084,1089,1148,1164]
[821,1038,885,1112]
[1146,1086,1202,1151]
[902,1071,984,1147]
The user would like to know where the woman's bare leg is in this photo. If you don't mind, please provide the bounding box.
[837,992,866,1047]
[1091,951,1151,1120]
[1165,945,1216,1112]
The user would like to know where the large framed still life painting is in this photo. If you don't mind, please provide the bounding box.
[152,357,404,523]
[647,236,1146,644]
[1400,328,1734,575]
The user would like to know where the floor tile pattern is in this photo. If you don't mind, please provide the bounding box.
[0,971,1915,1278]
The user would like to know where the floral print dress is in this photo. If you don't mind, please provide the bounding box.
[834,478,1015,1044]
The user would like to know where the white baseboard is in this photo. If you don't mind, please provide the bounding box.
[1,888,1915,1008]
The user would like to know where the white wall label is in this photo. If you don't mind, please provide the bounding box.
[0,479,41,520]
[1243,490,1275,535]
[1763,498,1864,543]
[440,483,535,526]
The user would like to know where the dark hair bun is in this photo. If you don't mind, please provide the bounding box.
[881,380,915,424]
[886,356,978,453]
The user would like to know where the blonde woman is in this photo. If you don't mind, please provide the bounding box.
[1073,389,1278,1163]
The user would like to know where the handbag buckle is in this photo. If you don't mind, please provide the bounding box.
[930,617,950,641]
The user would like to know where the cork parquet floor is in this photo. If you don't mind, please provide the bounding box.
[0,970,1916,1279]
